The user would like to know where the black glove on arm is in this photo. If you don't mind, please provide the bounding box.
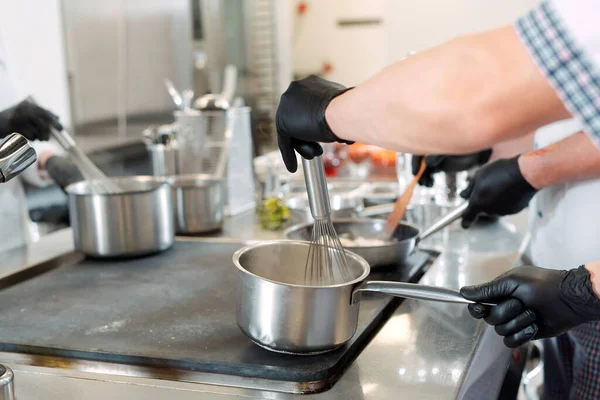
[276,75,353,172]
[412,150,492,187]
[460,266,600,348]
[45,155,84,191]
[459,156,537,229]
[0,100,62,141]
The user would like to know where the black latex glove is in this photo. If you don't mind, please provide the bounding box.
[461,266,600,348]
[45,155,84,191]
[459,156,537,229]
[0,100,62,141]
[276,75,353,172]
[411,150,492,187]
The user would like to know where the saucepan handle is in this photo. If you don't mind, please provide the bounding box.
[352,280,486,305]
[417,201,469,243]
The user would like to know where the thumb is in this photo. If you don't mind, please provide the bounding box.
[460,180,475,200]
[461,205,478,229]
[460,278,516,302]
[277,134,298,173]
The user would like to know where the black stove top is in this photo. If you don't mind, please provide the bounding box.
[0,240,434,393]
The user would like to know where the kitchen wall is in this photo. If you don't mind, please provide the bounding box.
[0,0,71,125]
[291,0,540,86]
[62,0,194,126]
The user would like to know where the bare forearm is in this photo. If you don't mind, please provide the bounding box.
[585,261,600,299]
[519,132,600,189]
[326,26,569,154]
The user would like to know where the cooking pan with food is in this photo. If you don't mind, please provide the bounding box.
[285,202,468,268]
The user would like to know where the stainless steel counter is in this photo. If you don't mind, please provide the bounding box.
[0,210,529,399]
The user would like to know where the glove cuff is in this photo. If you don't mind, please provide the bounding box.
[321,87,354,144]
[478,149,493,165]
[559,265,600,321]
[511,155,538,197]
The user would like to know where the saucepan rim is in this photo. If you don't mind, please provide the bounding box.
[66,175,169,197]
[232,240,371,289]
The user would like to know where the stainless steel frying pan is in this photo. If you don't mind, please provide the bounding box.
[285,202,468,267]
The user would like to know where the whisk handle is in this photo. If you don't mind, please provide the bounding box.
[302,156,331,219]
[51,127,76,150]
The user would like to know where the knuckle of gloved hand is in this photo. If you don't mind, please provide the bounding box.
[485,298,524,325]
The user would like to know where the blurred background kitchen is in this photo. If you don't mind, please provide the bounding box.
[0,0,536,234]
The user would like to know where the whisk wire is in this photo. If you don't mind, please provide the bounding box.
[301,156,354,286]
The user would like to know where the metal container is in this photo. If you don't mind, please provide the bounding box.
[169,174,225,234]
[234,240,478,355]
[66,176,175,257]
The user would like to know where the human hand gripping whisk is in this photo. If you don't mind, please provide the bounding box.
[301,155,353,285]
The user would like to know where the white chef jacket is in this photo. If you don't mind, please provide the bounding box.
[0,32,58,252]
[527,119,600,269]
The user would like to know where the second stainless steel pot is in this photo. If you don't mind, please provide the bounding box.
[169,174,225,234]
[67,176,175,257]
[233,240,476,355]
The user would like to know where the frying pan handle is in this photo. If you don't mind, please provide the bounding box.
[352,280,479,305]
[417,202,469,243]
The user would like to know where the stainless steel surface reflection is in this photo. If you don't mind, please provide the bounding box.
[66,176,175,257]
[0,133,36,183]
[0,210,528,399]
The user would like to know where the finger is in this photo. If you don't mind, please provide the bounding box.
[423,154,444,169]
[460,180,474,199]
[461,206,479,229]
[484,298,525,326]
[460,279,519,303]
[467,303,490,319]
[294,140,323,159]
[277,134,298,173]
[503,324,538,348]
[418,170,433,187]
[495,309,537,336]
[39,110,63,131]
[411,156,423,176]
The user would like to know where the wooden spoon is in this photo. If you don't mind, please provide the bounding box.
[384,157,427,237]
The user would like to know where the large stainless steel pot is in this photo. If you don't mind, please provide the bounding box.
[233,240,476,355]
[285,203,468,267]
[67,176,175,257]
[169,174,224,234]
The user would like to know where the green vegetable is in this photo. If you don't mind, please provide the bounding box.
[257,197,290,230]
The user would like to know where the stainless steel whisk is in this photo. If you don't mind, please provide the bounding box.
[302,156,352,285]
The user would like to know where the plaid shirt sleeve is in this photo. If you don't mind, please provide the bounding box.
[515,0,600,148]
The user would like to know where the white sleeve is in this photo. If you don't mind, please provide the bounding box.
[552,0,600,68]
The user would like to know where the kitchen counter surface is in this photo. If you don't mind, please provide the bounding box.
[0,210,529,399]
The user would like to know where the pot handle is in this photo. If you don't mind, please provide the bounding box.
[417,202,469,243]
[352,280,486,305]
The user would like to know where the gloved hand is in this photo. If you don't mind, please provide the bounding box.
[0,100,62,141]
[276,75,353,172]
[459,155,537,229]
[411,150,492,187]
[45,155,84,191]
[460,265,600,348]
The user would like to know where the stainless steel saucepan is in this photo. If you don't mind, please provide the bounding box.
[169,174,225,234]
[285,202,468,267]
[233,240,476,355]
[67,176,175,257]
